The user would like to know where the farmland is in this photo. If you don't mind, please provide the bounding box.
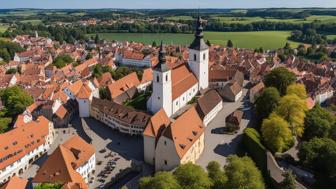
[20,19,43,25]
[209,15,336,24]
[91,31,300,50]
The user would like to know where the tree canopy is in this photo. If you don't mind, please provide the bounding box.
[206,161,227,189]
[275,94,307,137]
[255,87,281,121]
[0,86,33,118]
[52,54,74,68]
[261,113,293,153]
[139,172,181,189]
[298,138,336,187]
[264,67,296,95]
[224,155,265,189]
[227,40,233,48]
[303,105,335,141]
[174,163,212,189]
[286,83,307,99]
[280,171,296,189]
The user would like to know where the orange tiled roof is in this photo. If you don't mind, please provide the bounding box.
[55,105,68,119]
[163,107,204,158]
[0,176,28,189]
[141,68,153,84]
[107,72,140,99]
[171,64,198,100]
[0,116,50,170]
[33,135,93,189]
[76,85,91,99]
[123,50,144,60]
[143,109,170,138]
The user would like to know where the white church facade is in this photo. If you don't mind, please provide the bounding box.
[147,16,209,117]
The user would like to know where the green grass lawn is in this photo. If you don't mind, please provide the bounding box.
[91,31,300,50]
[20,19,43,25]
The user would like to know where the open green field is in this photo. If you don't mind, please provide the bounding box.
[209,15,336,24]
[20,19,43,25]
[166,16,194,21]
[327,35,336,40]
[91,31,300,50]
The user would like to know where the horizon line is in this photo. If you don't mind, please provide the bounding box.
[0,7,336,10]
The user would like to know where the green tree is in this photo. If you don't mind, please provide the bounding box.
[299,138,336,187]
[0,48,11,62]
[152,41,157,47]
[5,68,17,74]
[174,163,212,189]
[139,172,180,189]
[94,34,100,43]
[224,155,265,189]
[275,94,307,137]
[34,183,63,189]
[99,87,110,100]
[286,83,307,99]
[264,67,296,95]
[52,55,74,68]
[0,86,33,117]
[255,87,281,121]
[0,117,12,134]
[227,40,233,48]
[303,105,335,141]
[206,161,227,189]
[261,113,294,153]
[280,171,296,189]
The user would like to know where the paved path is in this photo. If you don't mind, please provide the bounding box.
[197,88,252,168]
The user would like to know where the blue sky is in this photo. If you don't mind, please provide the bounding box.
[1,0,336,9]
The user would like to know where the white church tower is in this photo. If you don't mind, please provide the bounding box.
[188,16,209,90]
[148,42,173,116]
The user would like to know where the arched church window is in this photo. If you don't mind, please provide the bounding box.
[194,54,197,61]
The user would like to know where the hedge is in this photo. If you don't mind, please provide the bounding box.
[243,128,267,173]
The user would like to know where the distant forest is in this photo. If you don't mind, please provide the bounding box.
[1,8,336,45]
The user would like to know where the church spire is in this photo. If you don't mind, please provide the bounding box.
[195,16,204,39]
[189,16,208,51]
[154,41,170,72]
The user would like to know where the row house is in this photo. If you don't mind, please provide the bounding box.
[118,50,156,68]
[90,97,150,135]
[0,116,55,184]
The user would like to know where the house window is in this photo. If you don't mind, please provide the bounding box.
[157,75,159,82]
[203,53,206,60]
[194,54,197,61]
[166,75,168,82]
[164,160,167,165]
[164,141,167,145]
[176,101,178,105]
